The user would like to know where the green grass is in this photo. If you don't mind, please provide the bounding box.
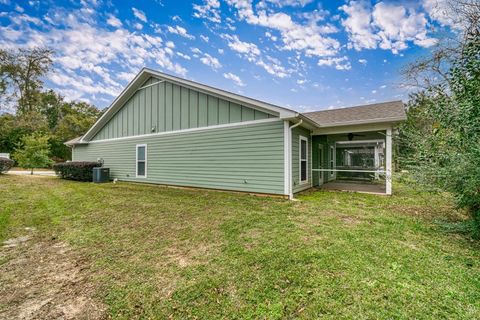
[1,175,479,319]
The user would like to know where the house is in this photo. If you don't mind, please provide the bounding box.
[67,68,406,198]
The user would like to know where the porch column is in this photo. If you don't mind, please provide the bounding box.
[386,127,392,195]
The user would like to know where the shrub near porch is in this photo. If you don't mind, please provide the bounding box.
[0,175,479,319]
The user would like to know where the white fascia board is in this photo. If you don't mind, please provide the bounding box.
[310,117,406,130]
[312,121,400,135]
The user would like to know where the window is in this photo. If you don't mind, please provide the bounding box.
[136,144,147,178]
[299,136,308,183]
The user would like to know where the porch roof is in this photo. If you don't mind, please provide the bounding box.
[301,101,406,128]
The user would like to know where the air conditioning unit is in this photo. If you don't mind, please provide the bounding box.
[92,167,110,183]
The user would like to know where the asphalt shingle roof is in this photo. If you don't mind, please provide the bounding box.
[301,100,406,127]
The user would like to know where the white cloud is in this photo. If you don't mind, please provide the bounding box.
[372,2,436,52]
[371,89,377,94]
[358,59,367,65]
[318,56,351,70]
[422,0,456,27]
[0,9,187,105]
[166,41,175,48]
[221,33,290,78]
[134,22,143,30]
[225,1,340,57]
[191,47,202,54]
[167,25,195,40]
[117,71,136,82]
[223,72,245,86]
[132,7,147,23]
[222,34,260,56]
[177,52,191,60]
[340,0,437,53]
[200,53,222,69]
[264,0,314,7]
[256,58,289,78]
[339,1,378,50]
[380,85,387,89]
[200,34,209,42]
[106,15,122,27]
[193,0,221,23]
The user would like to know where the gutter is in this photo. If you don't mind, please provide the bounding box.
[287,119,303,200]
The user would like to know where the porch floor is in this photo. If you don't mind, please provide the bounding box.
[320,180,386,195]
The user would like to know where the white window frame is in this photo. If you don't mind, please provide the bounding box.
[136,144,147,178]
[299,135,308,184]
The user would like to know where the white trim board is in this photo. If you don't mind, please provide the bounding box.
[136,144,147,178]
[283,121,290,195]
[299,135,309,185]
[86,118,282,144]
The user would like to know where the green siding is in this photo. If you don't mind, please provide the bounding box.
[291,125,312,193]
[74,120,286,195]
[92,77,276,141]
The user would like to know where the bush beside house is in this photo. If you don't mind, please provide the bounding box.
[53,161,101,181]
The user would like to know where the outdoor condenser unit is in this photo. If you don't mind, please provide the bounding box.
[92,167,110,183]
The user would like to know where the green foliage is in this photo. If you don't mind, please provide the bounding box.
[0,90,100,162]
[399,37,480,235]
[0,47,101,163]
[13,133,53,174]
[53,161,102,181]
[0,47,53,114]
[0,157,14,174]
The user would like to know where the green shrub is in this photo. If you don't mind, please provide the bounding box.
[53,161,101,181]
[0,157,14,174]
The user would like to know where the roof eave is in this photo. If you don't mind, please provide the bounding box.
[306,116,407,128]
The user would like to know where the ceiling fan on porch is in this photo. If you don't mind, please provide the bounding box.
[345,132,366,141]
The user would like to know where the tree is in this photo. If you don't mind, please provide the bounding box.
[0,111,48,154]
[13,133,53,174]
[399,1,480,235]
[36,90,101,161]
[0,47,53,114]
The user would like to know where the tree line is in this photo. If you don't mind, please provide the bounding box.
[0,48,102,166]
[398,0,479,235]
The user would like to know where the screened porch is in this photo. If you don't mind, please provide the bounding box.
[311,128,393,195]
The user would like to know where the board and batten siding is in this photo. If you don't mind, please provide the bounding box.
[291,125,312,193]
[74,120,286,195]
[92,78,276,141]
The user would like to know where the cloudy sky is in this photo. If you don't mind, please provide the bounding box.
[0,0,454,111]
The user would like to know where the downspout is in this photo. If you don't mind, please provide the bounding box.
[288,119,303,200]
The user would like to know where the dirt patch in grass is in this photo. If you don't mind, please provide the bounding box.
[0,231,105,320]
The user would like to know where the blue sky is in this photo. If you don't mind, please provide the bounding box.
[0,0,454,111]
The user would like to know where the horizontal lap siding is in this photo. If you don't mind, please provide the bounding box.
[92,77,276,141]
[73,120,286,195]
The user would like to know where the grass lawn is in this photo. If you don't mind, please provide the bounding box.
[1,175,479,319]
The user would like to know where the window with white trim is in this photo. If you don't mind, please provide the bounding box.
[299,136,308,183]
[136,144,147,178]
